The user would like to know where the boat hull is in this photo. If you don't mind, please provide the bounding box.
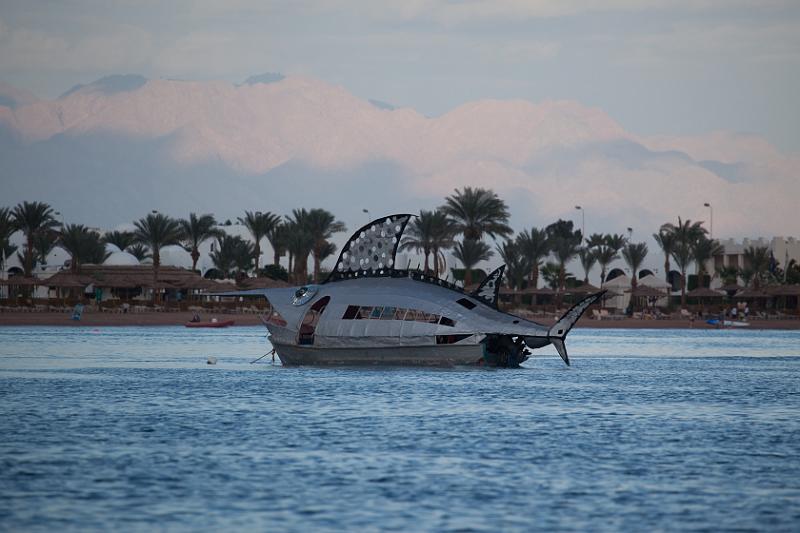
[185,320,235,328]
[272,342,484,367]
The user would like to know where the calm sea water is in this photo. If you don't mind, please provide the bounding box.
[1,326,799,532]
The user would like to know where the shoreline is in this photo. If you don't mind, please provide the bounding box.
[1,311,799,330]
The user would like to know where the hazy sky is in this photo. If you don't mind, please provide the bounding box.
[1,0,799,152]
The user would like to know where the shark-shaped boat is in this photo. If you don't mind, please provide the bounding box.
[222,214,604,367]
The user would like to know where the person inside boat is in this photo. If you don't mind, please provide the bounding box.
[191,312,201,323]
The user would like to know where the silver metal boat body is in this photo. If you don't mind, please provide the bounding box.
[219,214,604,367]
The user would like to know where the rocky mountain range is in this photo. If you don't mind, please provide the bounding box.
[1,73,797,239]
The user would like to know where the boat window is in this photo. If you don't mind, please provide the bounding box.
[263,301,287,327]
[439,316,456,327]
[436,334,471,344]
[339,306,454,327]
[298,296,330,345]
[456,298,476,310]
[342,305,359,320]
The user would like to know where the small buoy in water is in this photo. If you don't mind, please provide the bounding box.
[207,356,218,365]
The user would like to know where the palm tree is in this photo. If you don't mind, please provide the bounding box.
[496,240,528,290]
[237,211,280,273]
[585,233,606,248]
[0,207,17,272]
[103,230,136,252]
[541,262,561,290]
[300,208,346,283]
[133,213,183,302]
[400,210,437,273]
[265,222,289,267]
[441,187,513,241]
[653,230,675,284]
[11,201,59,277]
[32,230,58,269]
[692,236,723,288]
[716,265,739,287]
[127,243,151,262]
[59,224,108,273]
[577,247,597,284]
[211,235,253,279]
[429,209,456,278]
[453,239,493,286]
[661,217,706,306]
[743,245,771,289]
[551,237,580,297]
[283,218,315,284]
[179,213,222,273]
[516,227,549,289]
[621,242,649,310]
[592,243,619,285]
[605,233,628,253]
[739,266,755,288]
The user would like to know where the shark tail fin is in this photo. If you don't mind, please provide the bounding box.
[547,290,606,366]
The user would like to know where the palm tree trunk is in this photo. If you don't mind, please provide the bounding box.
[313,252,321,283]
[631,275,638,313]
[532,263,539,290]
[254,243,261,273]
[273,250,280,267]
[191,248,199,273]
[25,234,34,277]
[423,249,430,274]
[433,247,440,277]
[664,258,670,283]
[153,251,160,304]
[680,270,687,307]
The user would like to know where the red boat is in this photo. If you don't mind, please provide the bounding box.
[185,319,235,328]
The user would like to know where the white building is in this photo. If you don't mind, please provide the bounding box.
[706,236,800,286]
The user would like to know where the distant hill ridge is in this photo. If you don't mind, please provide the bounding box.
[0,72,797,239]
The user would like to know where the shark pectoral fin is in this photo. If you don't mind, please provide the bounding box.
[550,338,569,366]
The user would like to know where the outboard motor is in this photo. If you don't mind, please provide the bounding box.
[482,335,530,368]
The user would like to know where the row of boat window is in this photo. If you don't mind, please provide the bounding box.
[341,305,456,327]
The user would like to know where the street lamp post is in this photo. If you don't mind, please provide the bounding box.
[704,202,713,239]
[575,206,584,241]
[362,208,370,223]
[627,227,633,241]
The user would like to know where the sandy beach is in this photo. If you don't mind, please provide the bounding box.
[2,311,799,330]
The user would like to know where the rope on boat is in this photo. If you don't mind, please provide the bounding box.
[250,348,276,364]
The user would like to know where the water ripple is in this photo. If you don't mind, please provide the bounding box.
[1,326,799,531]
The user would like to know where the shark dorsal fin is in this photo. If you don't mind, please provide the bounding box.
[324,214,413,283]
[471,264,505,308]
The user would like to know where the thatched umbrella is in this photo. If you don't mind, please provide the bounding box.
[734,288,771,299]
[767,285,800,296]
[0,277,41,286]
[565,283,601,294]
[686,286,725,314]
[625,285,667,313]
[238,277,290,290]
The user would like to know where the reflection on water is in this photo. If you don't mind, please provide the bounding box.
[1,326,799,531]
